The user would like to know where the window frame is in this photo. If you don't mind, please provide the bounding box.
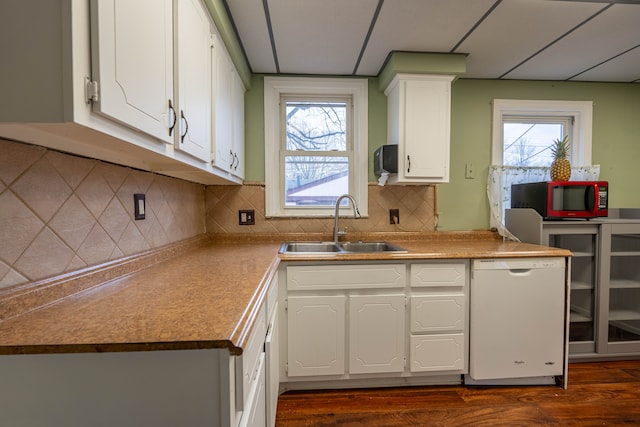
[492,99,593,166]
[264,77,368,218]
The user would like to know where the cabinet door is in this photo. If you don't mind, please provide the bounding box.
[239,353,266,427]
[349,294,405,374]
[90,0,173,143]
[546,230,598,355]
[601,224,640,353]
[231,70,245,178]
[175,0,212,162]
[265,305,279,427]
[287,296,346,377]
[213,40,234,172]
[403,78,450,181]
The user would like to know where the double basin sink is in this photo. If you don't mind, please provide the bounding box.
[279,241,408,254]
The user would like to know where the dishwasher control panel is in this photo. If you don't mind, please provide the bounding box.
[473,257,564,270]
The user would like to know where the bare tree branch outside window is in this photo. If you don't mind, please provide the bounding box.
[284,99,351,206]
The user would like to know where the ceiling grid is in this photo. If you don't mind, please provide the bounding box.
[223,0,640,82]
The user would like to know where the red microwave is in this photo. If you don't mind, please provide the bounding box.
[511,181,608,219]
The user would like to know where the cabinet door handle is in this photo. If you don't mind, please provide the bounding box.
[168,100,177,136]
[407,155,411,173]
[229,149,234,168]
[234,153,239,171]
[180,110,188,143]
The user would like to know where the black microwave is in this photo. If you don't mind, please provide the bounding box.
[373,144,398,178]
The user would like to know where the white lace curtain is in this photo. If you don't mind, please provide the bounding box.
[487,165,601,239]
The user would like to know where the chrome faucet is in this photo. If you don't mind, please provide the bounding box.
[333,194,361,244]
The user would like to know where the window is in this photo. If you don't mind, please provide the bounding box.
[489,99,597,237]
[492,99,593,166]
[265,77,368,217]
[503,117,572,167]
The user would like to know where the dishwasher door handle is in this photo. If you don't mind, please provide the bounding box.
[508,268,533,276]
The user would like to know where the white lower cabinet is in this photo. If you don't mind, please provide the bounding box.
[239,354,266,427]
[287,295,346,377]
[349,294,405,374]
[282,261,468,388]
[409,261,468,375]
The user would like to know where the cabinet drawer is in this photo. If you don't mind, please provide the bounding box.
[287,264,405,290]
[236,304,267,410]
[410,262,466,287]
[410,294,465,333]
[410,333,464,372]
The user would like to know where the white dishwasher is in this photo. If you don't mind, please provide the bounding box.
[468,257,566,385]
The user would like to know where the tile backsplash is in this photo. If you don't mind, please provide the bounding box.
[1,138,437,290]
[0,139,206,289]
[205,183,436,235]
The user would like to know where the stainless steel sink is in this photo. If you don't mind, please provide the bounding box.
[278,241,407,254]
[337,241,407,253]
[280,242,341,253]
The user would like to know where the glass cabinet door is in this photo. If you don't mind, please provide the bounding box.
[545,226,599,355]
[602,224,640,352]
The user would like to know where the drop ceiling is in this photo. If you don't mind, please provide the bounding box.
[223,0,640,82]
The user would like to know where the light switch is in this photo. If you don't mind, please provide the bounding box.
[134,194,145,220]
[465,163,475,179]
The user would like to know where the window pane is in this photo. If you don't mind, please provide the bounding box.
[285,101,347,151]
[285,156,348,206]
[503,122,565,167]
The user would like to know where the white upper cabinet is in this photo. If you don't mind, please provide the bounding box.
[174,0,212,162]
[213,39,246,178]
[231,70,245,179]
[385,74,454,184]
[90,0,174,144]
[213,38,234,172]
[0,0,243,185]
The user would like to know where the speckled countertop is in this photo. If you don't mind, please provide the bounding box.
[0,232,571,356]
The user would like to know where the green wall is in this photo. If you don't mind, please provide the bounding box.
[245,77,640,231]
[207,0,640,231]
[442,80,640,230]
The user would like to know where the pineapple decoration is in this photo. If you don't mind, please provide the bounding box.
[550,135,571,181]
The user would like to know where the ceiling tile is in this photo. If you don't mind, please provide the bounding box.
[570,45,640,83]
[454,0,605,79]
[225,0,277,73]
[357,0,496,76]
[504,4,640,80]
[269,0,379,75]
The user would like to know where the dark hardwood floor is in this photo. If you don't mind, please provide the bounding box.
[275,360,640,426]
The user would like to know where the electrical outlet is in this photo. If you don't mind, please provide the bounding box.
[389,209,400,225]
[239,210,255,225]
